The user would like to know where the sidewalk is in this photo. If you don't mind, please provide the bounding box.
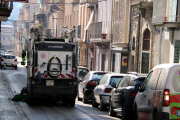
[0,71,28,120]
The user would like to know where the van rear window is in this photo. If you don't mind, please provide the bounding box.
[172,69,180,92]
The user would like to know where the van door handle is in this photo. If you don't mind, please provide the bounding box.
[144,94,146,97]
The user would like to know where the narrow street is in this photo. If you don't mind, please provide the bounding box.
[0,58,121,120]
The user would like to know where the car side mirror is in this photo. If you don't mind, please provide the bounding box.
[79,79,83,82]
[135,84,141,91]
[111,83,117,88]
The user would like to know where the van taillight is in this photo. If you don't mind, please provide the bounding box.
[14,59,17,62]
[88,81,97,85]
[163,89,170,106]
[104,88,112,93]
[129,91,138,96]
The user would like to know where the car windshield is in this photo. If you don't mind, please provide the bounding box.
[109,76,123,85]
[4,56,15,59]
[78,68,89,76]
[92,73,106,80]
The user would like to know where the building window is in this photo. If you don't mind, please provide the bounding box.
[143,29,150,51]
[3,37,5,41]
[132,37,135,50]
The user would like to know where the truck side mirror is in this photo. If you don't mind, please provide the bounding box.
[22,50,26,60]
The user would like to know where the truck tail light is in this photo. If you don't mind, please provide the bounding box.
[14,59,17,62]
[88,80,98,86]
[104,88,112,93]
[163,89,170,106]
[129,91,138,96]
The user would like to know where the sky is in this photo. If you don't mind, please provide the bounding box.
[2,2,22,25]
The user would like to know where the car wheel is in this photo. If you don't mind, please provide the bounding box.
[109,99,116,116]
[82,93,88,103]
[100,98,106,111]
[15,66,17,69]
[77,92,82,101]
[122,101,128,120]
[92,96,98,108]
[153,110,159,120]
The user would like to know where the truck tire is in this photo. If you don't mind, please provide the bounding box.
[27,94,34,106]
[69,98,75,107]
[62,98,68,106]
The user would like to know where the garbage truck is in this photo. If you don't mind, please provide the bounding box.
[21,28,78,106]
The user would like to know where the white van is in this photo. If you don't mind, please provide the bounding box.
[134,64,180,120]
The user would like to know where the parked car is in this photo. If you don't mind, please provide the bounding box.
[92,73,126,111]
[7,50,14,55]
[134,64,180,120]
[77,66,89,83]
[77,71,108,103]
[109,74,146,120]
[1,54,17,69]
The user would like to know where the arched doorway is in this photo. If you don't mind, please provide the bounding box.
[141,29,150,73]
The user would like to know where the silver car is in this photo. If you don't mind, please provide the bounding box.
[92,73,126,111]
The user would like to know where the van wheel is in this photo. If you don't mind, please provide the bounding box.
[100,99,106,111]
[92,96,98,108]
[133,105,138,120]
[122,101,128,120]
[153,110,159,120]
[109,99,116,116]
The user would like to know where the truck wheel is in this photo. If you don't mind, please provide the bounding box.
[62,98,68,106]
[69,98,75,107]
[27,94,34,106]
[92,96,98,108]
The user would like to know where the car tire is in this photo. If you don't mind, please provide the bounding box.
[122,101,128,120]
[109,99,116,116]
[153,110,159,120]
[82,93,88,103]
[100,99,106,111]
[15,66,17,69]
[92,96,98,108]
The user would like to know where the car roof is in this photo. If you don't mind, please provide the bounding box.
[104,73,127,77]
[88,71,109,74]
[78,66,88,69]
[4,54,15,56]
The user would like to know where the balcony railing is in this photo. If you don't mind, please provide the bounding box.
[152,0,180,26]
[89,22,102,38]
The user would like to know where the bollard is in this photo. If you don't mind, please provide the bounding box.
[3,62,6,70]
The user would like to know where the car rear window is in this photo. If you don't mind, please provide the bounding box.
[109,76,123,85]
[78,68,89,76]
[92,73,106,80]
[4,56,15,59]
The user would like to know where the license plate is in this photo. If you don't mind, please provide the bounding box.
[176,110,180,117]
[46,80,54,86]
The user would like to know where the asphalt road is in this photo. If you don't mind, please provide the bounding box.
[0,58,121,120]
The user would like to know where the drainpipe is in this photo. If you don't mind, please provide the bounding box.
[127,0,132,72]
[159,27,163,64]
[109,0,114,71]
[136,12,140,72]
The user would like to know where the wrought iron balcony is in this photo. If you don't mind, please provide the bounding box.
[152,0,180,28]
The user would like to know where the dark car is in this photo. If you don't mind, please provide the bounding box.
[77,66,89,83]
[77,71,108,103]
[109,74,146,120]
